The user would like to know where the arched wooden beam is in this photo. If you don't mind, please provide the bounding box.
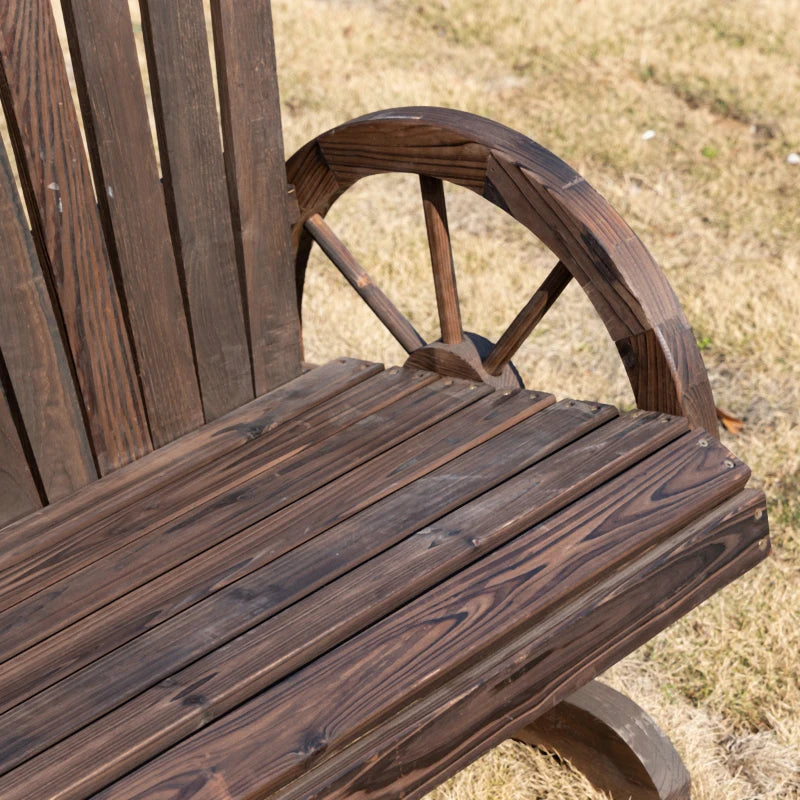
[287,108,718,435]
[513,680,691,800]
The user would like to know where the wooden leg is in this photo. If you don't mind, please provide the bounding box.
[512,680,691,800]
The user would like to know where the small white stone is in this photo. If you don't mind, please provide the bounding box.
[787,152,800,165]
[642,129,656,140]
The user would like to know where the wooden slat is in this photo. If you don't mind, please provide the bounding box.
[0,375,41,527]
[0,403,686,794]
[0,358,378,561]
[0,135,96,501]
[0,0,151,472]
[62,0,203,446]
[420,175,462,344]
[0,389,559,759]
[305,213,426,353]
[280,491,768,800]
[54,429,749,800]
[0,372,481,660]
[141,0,253,421]
[0,366,429,614]
[210,0,303,393]
[0,389,554,712]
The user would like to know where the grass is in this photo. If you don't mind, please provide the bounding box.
[2,0,798,796]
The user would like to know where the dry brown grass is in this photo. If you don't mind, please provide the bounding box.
[273,1,800,796]
[2,0,797,796]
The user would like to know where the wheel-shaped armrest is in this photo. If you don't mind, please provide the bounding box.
[287,106,718,435]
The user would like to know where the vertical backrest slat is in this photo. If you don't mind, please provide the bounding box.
[0,376,42,528]
[211,0,303,393]
[62,0,204,447]
[0,138,96,501]
[141,0,254,421]
[0,0,151,473]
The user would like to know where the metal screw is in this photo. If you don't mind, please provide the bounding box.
[698,439,709,447]
[723,459,735,469]
[758,538,769,551]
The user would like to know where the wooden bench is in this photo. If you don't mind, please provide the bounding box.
[0,2,769,798]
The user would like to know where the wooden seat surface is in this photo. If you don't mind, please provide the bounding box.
[0,358,766,800]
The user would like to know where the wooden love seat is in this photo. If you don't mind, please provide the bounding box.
[0,1,769,798]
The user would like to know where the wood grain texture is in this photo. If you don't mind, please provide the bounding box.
[0,137,96,501]
[79,433,752,799]
[0,0,151,472]
[287,107,717,433]
[279,490,766,800]
[514,680,691,800]
[0,359,377,557]
[1,402,683,796]
[0,371,471,659]
[0,373,41,527]
[141,0,253,421]
[0,388,552,717]
[210,0,303,393]
[62,0,203,446]
[0,368,428,608]
[420,175,462,344]
[305,213,426,353]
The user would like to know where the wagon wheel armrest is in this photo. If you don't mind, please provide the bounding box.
[287,106,718,436]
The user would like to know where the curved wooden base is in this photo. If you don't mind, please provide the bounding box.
[512,680,690,800]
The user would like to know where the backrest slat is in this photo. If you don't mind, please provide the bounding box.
[141,0,254,421]
[211,0,302,393]
[62,0,204,447]
[0,0,152,473]
[0,378,42,528]
[0,139,96,502]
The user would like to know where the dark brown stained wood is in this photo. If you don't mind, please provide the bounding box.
[210,0,303,393]
[0,366,430,615]
[420,175,462,344]
[514,681,691,800]
[62,0,203,447]
[288,108,717,432]
[305,213,426,353]
[278,491,767,800]
[0,0,151,472]
[0,373,479,659]
[140,0,253,421]
[74,433,752,800]
[0,378,41,527]
[0,138,96,500]
[483,260,572,375]
[0,391,567,758]
[0,407,697,793]
[0,388,555,714]
[0,358,378,576]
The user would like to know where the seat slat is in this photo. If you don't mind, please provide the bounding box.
[79,432,748,800]
[211,0,303,392]
[4,422,747,800]
[280,491,767,800]
[0,381,41,527]
[0,139,96,501]
[0,366,425,614]
[0,405,686,795]
[141,0,253,421]
[0,388,554,713]
[62,0,203,446]
[0,0,151,473]
[0,371,482,661]
[0,358,379,567]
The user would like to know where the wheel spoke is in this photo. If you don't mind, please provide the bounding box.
[484,261,572,376]
[420,175,462,344]
[304,214,426,353]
